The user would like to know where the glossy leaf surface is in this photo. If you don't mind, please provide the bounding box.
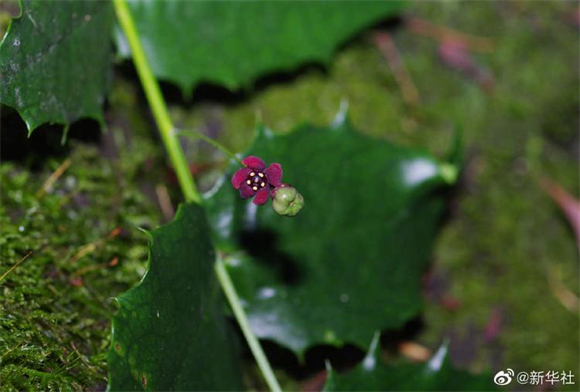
[116,0,405,92]
[108,203,243,391]
[205,118,454,355]
[0,0,113,132]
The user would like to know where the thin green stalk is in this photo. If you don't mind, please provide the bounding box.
[215,257,282,392]
[113,2,281,391]
[177,130,243,165]
[113,0,200,204]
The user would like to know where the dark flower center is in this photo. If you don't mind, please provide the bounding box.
[246,171,267,192]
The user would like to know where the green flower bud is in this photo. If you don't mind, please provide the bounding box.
[272,185,304,217]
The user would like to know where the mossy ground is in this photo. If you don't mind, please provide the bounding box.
[1,1,578,391]
[0,81,167,390]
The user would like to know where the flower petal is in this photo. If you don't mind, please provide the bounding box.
[239,183,255,199]
[242,156,266,170]
[265,163,283,187]
[231,167,251,189]
[252,187,270,205]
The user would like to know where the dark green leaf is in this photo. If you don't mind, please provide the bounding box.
[108,203,243,391]
[116,0,405,92]
[204,116,455,356]
[324,333,497,391]
[0,0,113,133]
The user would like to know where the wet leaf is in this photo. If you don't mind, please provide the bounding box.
[204,116,455,355]
[108,203,243,391]
[323,333,496,391]
[0,0,113,133]
[115,0,405,92]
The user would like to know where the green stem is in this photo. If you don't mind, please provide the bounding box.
[113,0,200,204]
[113,1,281,391]
[215,257,282,392]
[177,129,243,165]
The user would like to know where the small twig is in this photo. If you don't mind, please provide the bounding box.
[0,251,33,283]
[406,16,495,52]
[72,259,116,277]
[548,266,579,313]
[69,244,98,264]
[68,228,121,263]
[70,258,118,282]
[540,177,580,247]
[373,32,420,106]
[36,159,71,199]
[155,184,175,221]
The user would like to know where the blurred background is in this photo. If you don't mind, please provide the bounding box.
[1,1,578,391]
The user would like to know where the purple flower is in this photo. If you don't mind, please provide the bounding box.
[231,156,283,205]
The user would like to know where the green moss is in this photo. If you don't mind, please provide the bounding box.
[408,4,579,387]
[2,0,578,389]
[0,81,163,391]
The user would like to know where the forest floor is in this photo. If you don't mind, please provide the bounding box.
[1,1,578,391]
